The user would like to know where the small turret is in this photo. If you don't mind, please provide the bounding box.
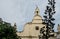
[57,24,60,32]
[0,18,3,23]
[58,24,60,26]
[14,23,17,31]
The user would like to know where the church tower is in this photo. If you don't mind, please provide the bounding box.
[17,6,45,39]
[32,6,42,23]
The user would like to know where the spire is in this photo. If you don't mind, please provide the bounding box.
[58,24,60,26]
[0,18,3,22]
[14,23,17,30]
[34,6,40,16]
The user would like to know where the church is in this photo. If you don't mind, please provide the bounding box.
[16,6,60,39]
[17,6,45,39]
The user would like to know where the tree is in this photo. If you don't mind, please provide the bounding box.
[40,0,56,39]
[0,18,19,39]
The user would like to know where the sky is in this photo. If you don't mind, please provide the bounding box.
[0,0,60,32]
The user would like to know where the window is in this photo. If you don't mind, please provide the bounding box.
[35,26,39,30]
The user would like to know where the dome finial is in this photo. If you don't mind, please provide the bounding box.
[35,6,40,16]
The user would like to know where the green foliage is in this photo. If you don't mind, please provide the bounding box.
[40,0,56,39]
[0,21,19,39]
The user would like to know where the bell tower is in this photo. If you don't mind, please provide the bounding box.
[32,6,42,23]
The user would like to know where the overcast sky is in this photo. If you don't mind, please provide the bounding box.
[0,0,60,32]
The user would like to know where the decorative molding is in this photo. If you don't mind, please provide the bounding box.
[19,36,38,38]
